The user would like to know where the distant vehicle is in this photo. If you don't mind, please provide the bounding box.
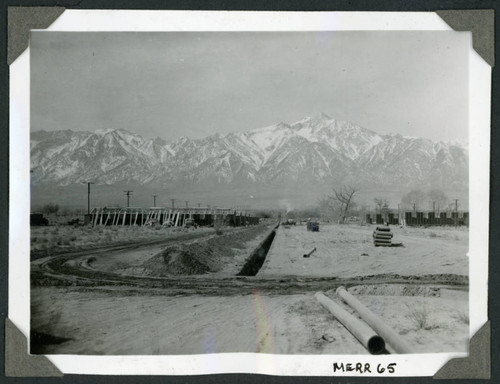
[285,219,296,225]
[311,221,320,232]
[30,213,49,226]
[184,218,198,228]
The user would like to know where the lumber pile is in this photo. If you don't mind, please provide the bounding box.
[373,226,393,247]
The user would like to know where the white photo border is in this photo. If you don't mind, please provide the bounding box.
[9,10,491,377]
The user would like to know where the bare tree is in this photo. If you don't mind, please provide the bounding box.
[317,195,335,219]
[331,185,359,223]
[374,198,388,212]
[401,189,426,211]
[374,197,389,222]
[427,189,448,213]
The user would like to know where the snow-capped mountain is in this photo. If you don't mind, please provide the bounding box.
[30,113,468,189]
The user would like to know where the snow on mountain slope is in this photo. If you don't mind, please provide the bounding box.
[30,113,468,189]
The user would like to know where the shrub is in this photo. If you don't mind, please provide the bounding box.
[405,303,433,330]
[452,308,469,324]
[42,203,60,215]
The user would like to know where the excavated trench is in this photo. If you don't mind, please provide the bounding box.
[237,228,276,276]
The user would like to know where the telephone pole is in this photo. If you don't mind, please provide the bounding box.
[124,190,133,207]
[82,182,94,214]
[152,194,157,207]
[455,199,459,227]
[171,199,176,209]
[185,201,189,209]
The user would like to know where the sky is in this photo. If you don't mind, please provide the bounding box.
[30,31,469,143]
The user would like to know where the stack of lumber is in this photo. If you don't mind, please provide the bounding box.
[373,226,393,247]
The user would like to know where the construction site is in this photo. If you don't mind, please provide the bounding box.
[86,206,260,227]
[24,24,477,361]
[30,205,469,356]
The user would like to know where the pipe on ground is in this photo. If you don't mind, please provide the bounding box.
[314,292,386,355]
[303,247,317,258]
[336,286,413,354]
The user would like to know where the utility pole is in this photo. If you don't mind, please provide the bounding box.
[82,182,94,214]
[433,201,435,213]
[455,199,459,227]
[124,190,133,208]
[413,203,416,215]
[171,199,175,209]
[185,201,189,209]
[152,194,157,207]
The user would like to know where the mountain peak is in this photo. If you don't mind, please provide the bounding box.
[94,128,116,136]
[276,121,290,129]
[152,136,166,146]
[30,115,468,191]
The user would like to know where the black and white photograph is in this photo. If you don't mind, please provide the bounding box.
[28,28,472,357]
[12,10,491,376]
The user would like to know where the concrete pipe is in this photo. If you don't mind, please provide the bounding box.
[374,239,392,244]
[375,232,393,238]
[336,287,413,354]
[314,292,386,355]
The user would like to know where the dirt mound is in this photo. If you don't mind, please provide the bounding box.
[348,284,441,297]
[141,242,228,276]
[141,226,269,276]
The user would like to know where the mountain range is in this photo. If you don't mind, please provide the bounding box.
[30,113,468,191]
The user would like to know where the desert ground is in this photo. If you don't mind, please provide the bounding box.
[31,221,469,355]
